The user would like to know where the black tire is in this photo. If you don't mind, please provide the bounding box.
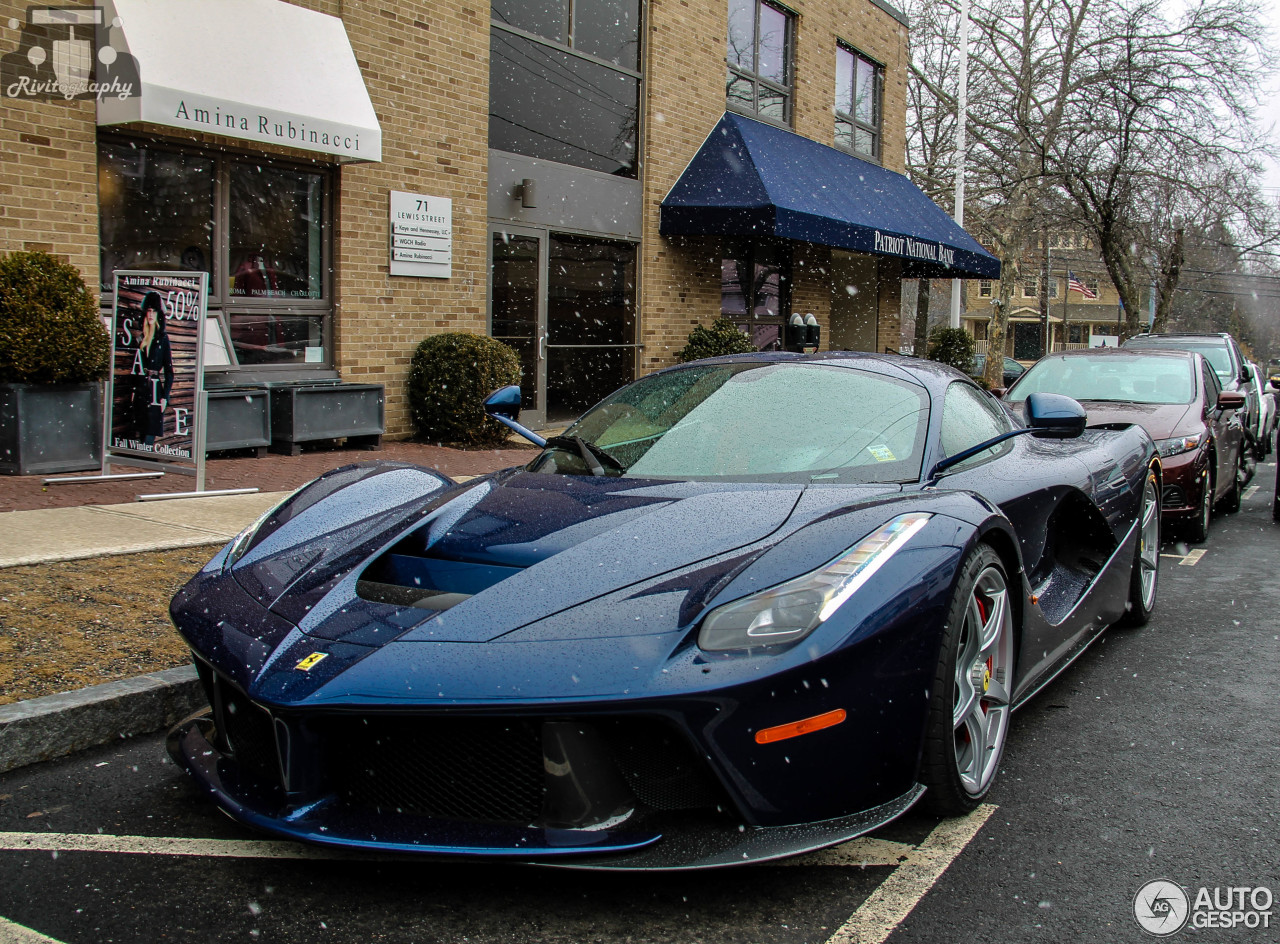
[1219,453,1243,514]
[920,544,1014,816]
[1185,472,1211,544]
[1119,472,1160,627]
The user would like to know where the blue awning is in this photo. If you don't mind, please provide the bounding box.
[660,113,1000,280]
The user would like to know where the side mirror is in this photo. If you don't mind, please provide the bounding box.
[1217,391,1246,411]
[483,385,523,420]
[1240,365,1254,383]
[1269,377,1280,392]
[1025,391,1087,438]
[482,385,547,447]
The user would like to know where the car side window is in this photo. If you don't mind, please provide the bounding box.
[1201,360,1220,409]
[939,382,1011,470]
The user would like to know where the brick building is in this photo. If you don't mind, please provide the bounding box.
[1,0,996,435]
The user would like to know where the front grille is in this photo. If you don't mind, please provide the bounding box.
[220,687,280,790]
[1162,484,1187,508]
[330,717,546,823]
[605,720,724,811]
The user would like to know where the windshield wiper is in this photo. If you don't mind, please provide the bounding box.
[543,436,625,476]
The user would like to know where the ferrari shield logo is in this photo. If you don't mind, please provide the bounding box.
[295,652,328,672]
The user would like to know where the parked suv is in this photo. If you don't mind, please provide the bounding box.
[1123,332,1261,457]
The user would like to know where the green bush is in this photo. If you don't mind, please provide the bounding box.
[926,326,976,376]
[407,333,523,447]
[675,318,756,362]
[0,250,109,384]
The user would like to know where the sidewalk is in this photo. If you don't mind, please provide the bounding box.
[0,440,534,566]
[0,440,533,772]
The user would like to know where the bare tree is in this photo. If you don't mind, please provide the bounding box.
[1053,0,1276,340]
[907,0,1101,386]
[906,0,1279,368]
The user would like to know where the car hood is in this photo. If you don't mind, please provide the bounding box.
[234,471,904,647]
[1080,401,1197,440]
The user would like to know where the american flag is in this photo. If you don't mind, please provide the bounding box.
[1068,271,1097,299]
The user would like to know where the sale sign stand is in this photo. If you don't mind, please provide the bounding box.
[45,271,257,501]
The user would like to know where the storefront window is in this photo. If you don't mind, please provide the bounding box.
[229,163,324,300]
[722,242,790,349]
[98,143,214,292]
[98,139,332,370]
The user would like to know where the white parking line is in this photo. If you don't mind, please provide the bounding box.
[1244,485,1260,500]
[826,804,996,944]
[0,916,64,944]
[0,809,995,944]
[1160,549,1207,566]
[0,831,363,860]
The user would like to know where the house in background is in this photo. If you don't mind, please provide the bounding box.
[962,233,1125,359]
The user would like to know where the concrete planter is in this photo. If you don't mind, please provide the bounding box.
[268,382,384,455]
[0,382,102,475]
[206,386,271,456]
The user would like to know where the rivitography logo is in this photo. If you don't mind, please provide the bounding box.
[1,6,138,101]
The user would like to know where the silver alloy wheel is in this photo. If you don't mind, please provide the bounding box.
[1197,473,1211,536]
[952,566,1014,796]
[1138,476,1159,610]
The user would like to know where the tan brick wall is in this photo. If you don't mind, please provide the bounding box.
[640,0,909,372]
[323,1,491,438]
[1,0,909,433]
[0,1,99,290]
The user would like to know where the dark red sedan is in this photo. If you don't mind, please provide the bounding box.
[1004,348,1246,542]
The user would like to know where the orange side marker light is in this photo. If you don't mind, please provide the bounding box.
[754,708,847,745]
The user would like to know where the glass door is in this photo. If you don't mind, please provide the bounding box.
[545,234,637,424]
[489,226,546,427]
[490,227,639,428]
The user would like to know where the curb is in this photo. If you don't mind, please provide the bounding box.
[0,666,204,774]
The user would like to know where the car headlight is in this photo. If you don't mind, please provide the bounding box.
[697,513,932,652]
[1155,434,1203,458]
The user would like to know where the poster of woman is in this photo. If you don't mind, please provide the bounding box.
[107,271,208,464]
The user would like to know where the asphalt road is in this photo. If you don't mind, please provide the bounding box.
[1,471,1277,944]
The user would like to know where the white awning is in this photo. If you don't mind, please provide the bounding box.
[97,0,381,162]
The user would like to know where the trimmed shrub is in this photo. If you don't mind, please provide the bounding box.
[675,318,756,362]
[407,333,523,447]
[926,326,976,376]
[0,250,109,384]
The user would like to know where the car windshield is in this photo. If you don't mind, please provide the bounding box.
[528,362,930,483]
[1007,354,1194,405]
[1125,338,1232,380]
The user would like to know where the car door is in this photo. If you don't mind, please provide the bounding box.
[1200,357,1238,499]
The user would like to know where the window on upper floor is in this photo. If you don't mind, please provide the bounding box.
[978,280,993,298]
[489,0,642,177]
[835,43,883,160]
[727,0,794,125]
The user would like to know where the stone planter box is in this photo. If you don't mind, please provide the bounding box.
[205,386,271,456]
[268,382,384,455]
[0,382,102,475]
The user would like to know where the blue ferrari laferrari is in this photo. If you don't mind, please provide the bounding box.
[168,353,1161,868]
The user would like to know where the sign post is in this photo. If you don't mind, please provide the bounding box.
[46,270,257,500]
